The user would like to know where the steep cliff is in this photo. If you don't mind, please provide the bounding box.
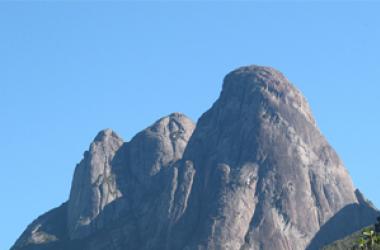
[12,65,378,250]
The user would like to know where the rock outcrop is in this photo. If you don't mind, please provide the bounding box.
[67,129,123,239]
[12,65,378,250]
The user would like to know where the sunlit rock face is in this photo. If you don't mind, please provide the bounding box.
[170,65,372,250]
[67,129,124,239]
[12,66,378,250]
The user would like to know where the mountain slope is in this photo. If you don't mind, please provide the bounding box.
[168,66,377,250]
[12,65,378,250]
[323,224,380,250]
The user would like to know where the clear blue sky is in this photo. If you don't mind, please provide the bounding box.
[1,2,379,249]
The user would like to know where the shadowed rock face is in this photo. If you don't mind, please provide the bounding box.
[12,65,378,250]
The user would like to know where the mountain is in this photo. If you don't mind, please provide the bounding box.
[322,229,364,250]
[323,224,380,250]
[11,65,378,250]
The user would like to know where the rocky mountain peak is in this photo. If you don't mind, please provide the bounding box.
[147,112,195,146]
[178,65,373,250]
[221,65,316,126]
[67,128,123,239]
[125,112,195,178]
[93,128,121,143]
[12,65,378,250]
[66,113,195,240]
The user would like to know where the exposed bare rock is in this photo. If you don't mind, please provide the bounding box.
[11,203,68,250]
[110,112,196,249]
[12,113,196,250]
[307,190,379,250]
[12,65,378,250]
[67,129,124,239]
[172,65,375,250]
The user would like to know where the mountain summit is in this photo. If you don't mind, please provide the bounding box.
[12,65,378,250]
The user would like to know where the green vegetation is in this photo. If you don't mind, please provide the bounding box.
[324,217,380,250]
[357,228,380,250]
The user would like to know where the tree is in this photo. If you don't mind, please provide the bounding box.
[357,228,380,250]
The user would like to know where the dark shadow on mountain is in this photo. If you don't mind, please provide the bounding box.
[307,191,379,250]
[11,203,71,250]
[15,239,85,250]
[13,196,134,250]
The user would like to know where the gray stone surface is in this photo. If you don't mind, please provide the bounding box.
[67,129,124,239]
[110,112,196,249]
[11,203,68,250]
[11,65,378,250]
[172,65,375,250]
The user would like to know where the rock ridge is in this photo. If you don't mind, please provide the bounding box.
[12,65,378,250]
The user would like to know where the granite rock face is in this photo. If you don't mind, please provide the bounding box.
[12,65,378,250]
[67,129,123,239]
[110,112,196,249]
